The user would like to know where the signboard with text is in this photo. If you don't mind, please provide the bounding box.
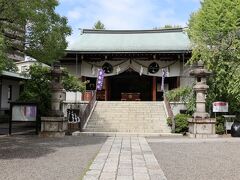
[213,102,228,112]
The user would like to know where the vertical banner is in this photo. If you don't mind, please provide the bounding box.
[161,68,169,92]
[96,69,105,91]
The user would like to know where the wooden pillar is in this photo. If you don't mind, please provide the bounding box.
[152,76,157,101]
[104,77,108,101]
[177,76,180,88]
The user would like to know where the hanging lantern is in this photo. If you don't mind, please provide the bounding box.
[102,62,113,74]
[148,62,159,74]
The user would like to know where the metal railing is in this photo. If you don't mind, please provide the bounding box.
[80,90,97,131]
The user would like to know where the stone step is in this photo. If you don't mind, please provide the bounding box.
[83,128,170,133]
[73,131,182,137]
[85,101,170,133]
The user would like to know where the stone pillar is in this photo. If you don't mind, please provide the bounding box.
[188,61,217,138]
[40,61,67,137]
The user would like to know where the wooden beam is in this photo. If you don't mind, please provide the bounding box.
[152,76,157,101]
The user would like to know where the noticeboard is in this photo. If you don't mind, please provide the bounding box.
[12,104,37,121]
[9,102,39,135]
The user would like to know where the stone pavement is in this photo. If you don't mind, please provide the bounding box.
[83,136,167,180]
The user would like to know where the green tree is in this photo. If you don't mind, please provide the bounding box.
[19,65,51,116]
[153,25,182,30]
[93,20,105,30]
[165,86,195,114]
[19,64,86,116]
[0,34,17,71]
[62,69,87,92]
[0,0,71,68]
[188,0,240,113]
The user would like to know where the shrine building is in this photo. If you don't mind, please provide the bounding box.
[59,28,193,101]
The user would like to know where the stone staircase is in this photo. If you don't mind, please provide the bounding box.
[83,101,171,133]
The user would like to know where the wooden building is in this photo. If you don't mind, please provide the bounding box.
[59,28,193,101]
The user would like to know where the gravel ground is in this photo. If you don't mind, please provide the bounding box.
[148,138,240,180]
[0,135,106,180]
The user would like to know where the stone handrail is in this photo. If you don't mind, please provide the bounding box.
[163,95,174,118]
[80,90,97,131]
[163,95,175,133]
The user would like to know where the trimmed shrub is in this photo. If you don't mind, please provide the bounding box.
[215,116,225,135]
[216,124,225,135]
[174,114,189,134]
[166,114,190,134]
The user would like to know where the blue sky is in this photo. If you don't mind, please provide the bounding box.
[56,0,200,44]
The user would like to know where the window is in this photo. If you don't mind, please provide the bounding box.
[21,65,28,72]
[8,85,12,100]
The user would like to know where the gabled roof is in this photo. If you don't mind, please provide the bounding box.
[67,28,191,53]
[1,70,29,80]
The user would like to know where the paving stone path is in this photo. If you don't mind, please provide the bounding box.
[83,136,167,180]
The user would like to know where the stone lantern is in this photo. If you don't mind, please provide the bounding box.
[188,61,217,138]
[40,61,67,137]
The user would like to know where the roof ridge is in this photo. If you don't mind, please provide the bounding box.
[81,28,185,34]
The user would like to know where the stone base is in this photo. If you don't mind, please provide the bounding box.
[40,116,67,137]
[187,133,218,138]
[39,131,66,138]
[188,118,216,138]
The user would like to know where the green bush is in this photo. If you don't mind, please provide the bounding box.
[216,116,225,125]
[167,114,190,134]
[216,124,225,135]
[174,114,189,134]
[165,87,192,102]
[165,87,195,115]
[215,116,225,135]
[167,117,172,127]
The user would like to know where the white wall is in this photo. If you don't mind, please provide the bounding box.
[16,61,49,73]
[170,102,187,116]
[65,91,82,103]
[62,64,81,78]
[1,79,20,109]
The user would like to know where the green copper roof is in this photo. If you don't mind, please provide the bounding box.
[67,28,191,53]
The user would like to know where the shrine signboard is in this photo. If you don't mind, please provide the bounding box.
[213,102,228,112]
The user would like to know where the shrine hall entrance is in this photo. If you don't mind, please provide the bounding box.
[109,71,152,101]
[85,71,180,101]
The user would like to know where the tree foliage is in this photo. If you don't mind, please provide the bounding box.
[165,86,195,114]
[153,25,182,30]
[188,0,240,113]
[62,70,87,92]
[19,65,51,116]
[19,64,86,116]
[93,20,105,30]
[0,0,71,66]
[0,33,17,71]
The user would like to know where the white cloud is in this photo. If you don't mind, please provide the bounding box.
[67,8,81,20]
